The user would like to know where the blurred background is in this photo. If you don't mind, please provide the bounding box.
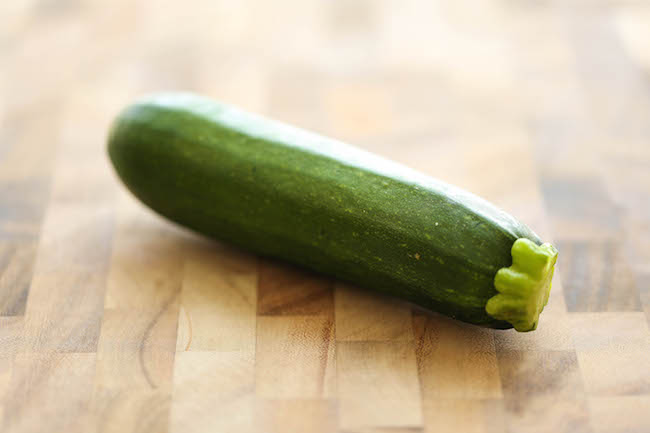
[1,1,649,432]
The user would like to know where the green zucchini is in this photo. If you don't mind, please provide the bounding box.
[108,92,558,331]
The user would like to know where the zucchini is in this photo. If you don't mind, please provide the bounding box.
[108,92,558,331]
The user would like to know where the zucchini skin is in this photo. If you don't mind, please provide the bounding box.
[108,93,543,328]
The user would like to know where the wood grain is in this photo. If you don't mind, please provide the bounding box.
[422,399,504,433]
[170,351,255,433]
[1,0,650,432]
[414,315,502,400]
[335,284,413,342]
[0,242,37,316]
[258,261,333,316]
[337,341,422,430]
[4,353,97,433]
[176,243,257,352]
[570,313,650,396]
[256,399,337,433]
[255,316,335,398]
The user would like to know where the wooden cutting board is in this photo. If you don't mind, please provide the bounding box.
[1,1,649,432]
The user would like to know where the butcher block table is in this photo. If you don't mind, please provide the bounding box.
[1,1,650,432]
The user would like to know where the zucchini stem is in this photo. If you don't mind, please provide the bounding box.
[485,238,558,332]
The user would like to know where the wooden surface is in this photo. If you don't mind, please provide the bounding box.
[1,1,650,432]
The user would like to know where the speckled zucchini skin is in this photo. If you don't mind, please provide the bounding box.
[108,93,543,328]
